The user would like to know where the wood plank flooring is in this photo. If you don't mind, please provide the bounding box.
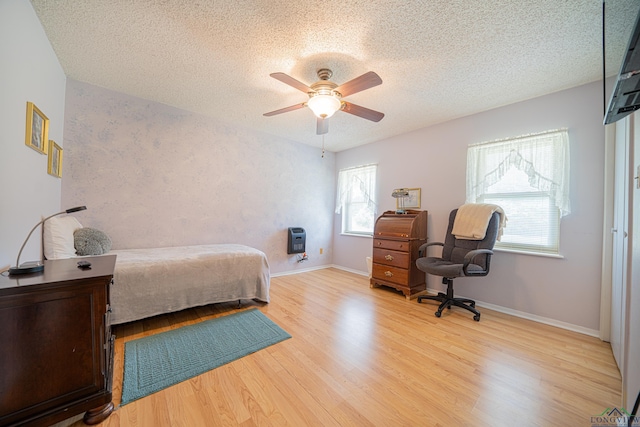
[58,268,621,426]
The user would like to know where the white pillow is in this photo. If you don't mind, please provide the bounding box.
[43,215,83,259]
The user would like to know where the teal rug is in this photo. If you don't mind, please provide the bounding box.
[120,309,291,405]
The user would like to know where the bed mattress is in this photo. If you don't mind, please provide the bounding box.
[109,244,270,324]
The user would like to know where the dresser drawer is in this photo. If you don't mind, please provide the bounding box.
[373,248,410,268]
[373,238,410,252]
[372,263,409,286]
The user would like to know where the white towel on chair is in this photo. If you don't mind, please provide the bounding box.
[452,203,507,241]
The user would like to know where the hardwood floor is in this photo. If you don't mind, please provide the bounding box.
[60,268,621,426]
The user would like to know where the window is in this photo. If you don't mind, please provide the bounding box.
[466,129,570,254]
[335,164,378,235]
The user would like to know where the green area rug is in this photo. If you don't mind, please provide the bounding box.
[121,309,291,405]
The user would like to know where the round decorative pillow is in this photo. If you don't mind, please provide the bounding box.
[74,227,112,256]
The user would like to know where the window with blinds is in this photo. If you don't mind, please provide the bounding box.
[335,164,378,235]
[467,129,570,255]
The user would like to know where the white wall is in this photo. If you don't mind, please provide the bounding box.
[0,0,66,269]
[62,80,335,274]
[334,81,605,333]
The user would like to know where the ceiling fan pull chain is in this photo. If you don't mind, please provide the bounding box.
[322,134,325,158]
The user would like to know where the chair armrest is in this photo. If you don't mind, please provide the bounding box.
[418,241,442,258]
[462,249,494,276]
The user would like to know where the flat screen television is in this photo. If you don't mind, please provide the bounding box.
[604,0,640,124]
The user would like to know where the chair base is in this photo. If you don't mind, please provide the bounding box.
[417,278,481,321]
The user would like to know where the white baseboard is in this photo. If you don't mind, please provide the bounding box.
[271,264,335,277]
[425,286,600,338]
[272,265,600,338]
[330,264,369,277]
[272,264,369,278]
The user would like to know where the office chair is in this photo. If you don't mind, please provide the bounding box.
[416,208,500,321]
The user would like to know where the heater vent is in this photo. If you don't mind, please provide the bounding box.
[287,227,306,254]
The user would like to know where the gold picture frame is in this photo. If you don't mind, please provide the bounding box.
[25,102,49,154]
[396,188,421,210]
[47,140,62,178]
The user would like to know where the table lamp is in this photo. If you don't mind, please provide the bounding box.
[392,189,410,214]
[8,206,86,275]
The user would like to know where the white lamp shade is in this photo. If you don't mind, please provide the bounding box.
[307,94,341,118]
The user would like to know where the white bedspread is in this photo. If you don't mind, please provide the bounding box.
[109,244,270,324]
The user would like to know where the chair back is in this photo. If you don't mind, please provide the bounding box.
[441,208,500,270]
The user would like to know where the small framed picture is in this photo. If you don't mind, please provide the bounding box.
[25,102,49,154]
[47,140,62,178]
[398,188,421,209]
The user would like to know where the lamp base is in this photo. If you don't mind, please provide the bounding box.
[8,261,44,275]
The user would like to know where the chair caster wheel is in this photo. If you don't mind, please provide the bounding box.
[473,314,480,321]
[435,311,441,318]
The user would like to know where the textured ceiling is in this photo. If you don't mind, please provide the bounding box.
[30,0,636,152]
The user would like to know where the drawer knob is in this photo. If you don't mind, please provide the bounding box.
[385,255,394,261]
[384,271,393,277]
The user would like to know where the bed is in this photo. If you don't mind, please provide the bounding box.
[109,244,270,324]
[42,216,270,325]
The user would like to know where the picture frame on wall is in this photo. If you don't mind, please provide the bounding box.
[25,101,49,154]
[398,188,421,210]
[47,140,62,178]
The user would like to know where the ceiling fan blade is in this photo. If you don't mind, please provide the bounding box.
[270,72,313,93]
[317,118,329,135]
[334,71,382,97]
[263,103,306,117]
[342,102,384,122]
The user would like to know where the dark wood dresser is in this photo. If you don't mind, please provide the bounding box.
[0,255,116,427]
[370,210,428,299]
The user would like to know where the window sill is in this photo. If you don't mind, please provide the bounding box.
[340,233,373,238]
[493,247,564,259]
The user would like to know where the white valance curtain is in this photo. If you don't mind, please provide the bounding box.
[466,129,571,216]
[335,164,378,214]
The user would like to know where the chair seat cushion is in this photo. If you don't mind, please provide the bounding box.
[416,257,485,278]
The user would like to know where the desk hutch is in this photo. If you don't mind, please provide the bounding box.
[370,210,428,299]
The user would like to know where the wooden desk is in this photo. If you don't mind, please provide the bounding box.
[370,210,428,299]
[0,255,116,426]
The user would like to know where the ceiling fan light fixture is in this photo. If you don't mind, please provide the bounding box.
[264,70,384,130]
[307,93,341,119]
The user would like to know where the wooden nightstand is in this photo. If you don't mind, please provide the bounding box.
[0,255,116,426]
[370,210,428,299]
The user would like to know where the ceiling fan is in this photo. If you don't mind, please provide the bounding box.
[264,68,384,135]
